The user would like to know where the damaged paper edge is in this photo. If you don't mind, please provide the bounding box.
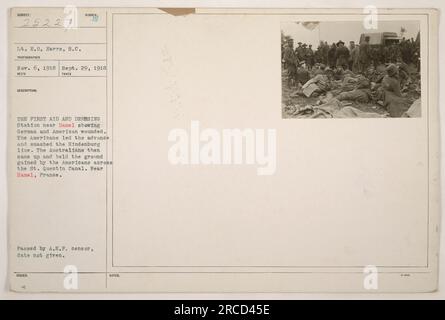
[159,8,196,16]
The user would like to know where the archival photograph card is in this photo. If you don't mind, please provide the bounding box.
[7,7,440,292]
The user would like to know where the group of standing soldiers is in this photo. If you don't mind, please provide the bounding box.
[282,36,420,87]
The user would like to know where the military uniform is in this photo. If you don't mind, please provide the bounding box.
[306,46,314,69]
[283,45,298,86]
[327,44,337,69]
[335,41,350,70]
[350,46,360,73]
[358,41,370,73]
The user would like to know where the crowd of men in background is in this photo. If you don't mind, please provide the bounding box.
[282,36,420,86]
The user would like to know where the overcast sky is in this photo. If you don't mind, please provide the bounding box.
[281,21,420,47]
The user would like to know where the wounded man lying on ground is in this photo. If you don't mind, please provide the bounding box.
[335,73,372,103]
[284,96,386,118]
[337,88,372,103]
[301,67,333,97]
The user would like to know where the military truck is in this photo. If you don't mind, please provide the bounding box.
[359,32,401,46]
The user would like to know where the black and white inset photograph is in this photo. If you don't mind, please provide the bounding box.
[281,21,421,118]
